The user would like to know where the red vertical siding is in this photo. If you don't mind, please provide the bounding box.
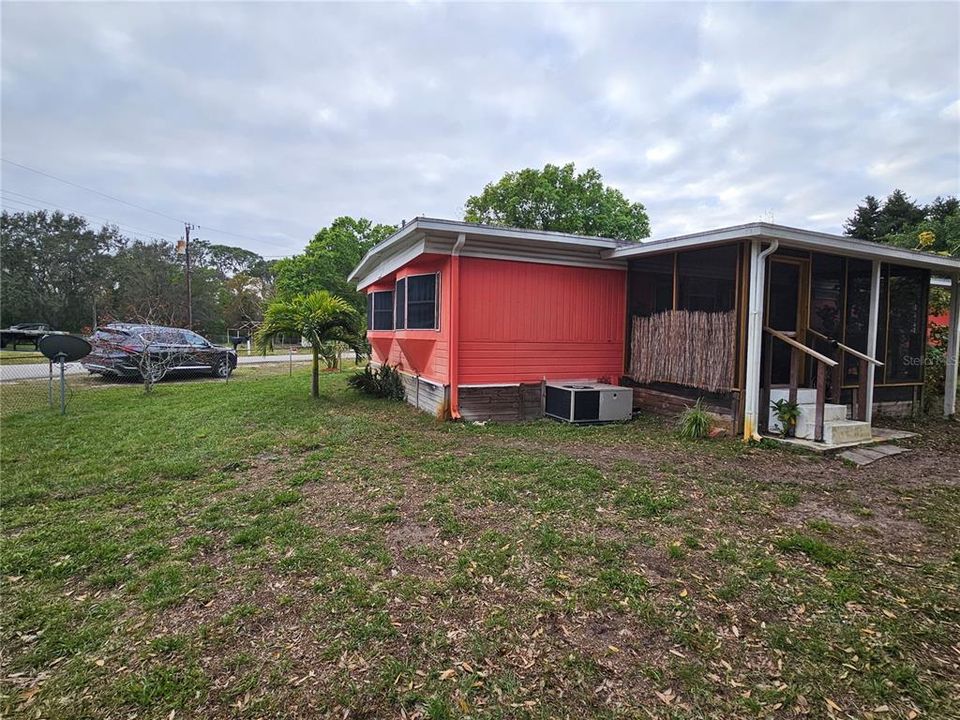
[366,254,451,384]
[457,258,626,384]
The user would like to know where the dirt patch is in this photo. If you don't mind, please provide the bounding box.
[386,518,444,579]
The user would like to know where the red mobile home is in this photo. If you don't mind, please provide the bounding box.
[349,218,960,438]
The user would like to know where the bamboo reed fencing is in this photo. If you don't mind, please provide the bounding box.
[629,310,736,392]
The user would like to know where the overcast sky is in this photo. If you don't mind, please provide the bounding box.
[2,2,958,258]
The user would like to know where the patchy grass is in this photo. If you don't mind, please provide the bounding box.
[2,367,958,718]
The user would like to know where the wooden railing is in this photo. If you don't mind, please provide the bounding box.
[807,328,883,421]
[763,327,838,442]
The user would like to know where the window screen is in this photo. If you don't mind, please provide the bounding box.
[885,266,925,382]
[395,278,406,330]
[406,273,438,329]
[629,253,674,317]
[676,245,737,312]
[371,291,394,330]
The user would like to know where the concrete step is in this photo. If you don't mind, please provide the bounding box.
[769,401,847,435]
[823,420,872,445]
[794,404,848,439]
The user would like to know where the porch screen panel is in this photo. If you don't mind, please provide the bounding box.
[628,253,674,317]
[843,260,871,384]
[810,254,843,337]
[885,266,925,382]
[676,245,737,312]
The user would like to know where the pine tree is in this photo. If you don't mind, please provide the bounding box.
[925,196,960,223]
[843,195,881,241]
[876,189,925,238]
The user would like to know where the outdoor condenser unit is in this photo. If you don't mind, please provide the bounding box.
[544,382,633,423]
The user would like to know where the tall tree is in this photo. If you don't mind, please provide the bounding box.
[274,216,396,312]
[256,291,363,398]
[876,189,926,238]
[843,195,881,241]
[464,163,650,242]
[0,210,121,331]
[925,196,960,224]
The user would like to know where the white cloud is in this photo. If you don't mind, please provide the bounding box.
[645,141,681,165]
[1,1,957,257]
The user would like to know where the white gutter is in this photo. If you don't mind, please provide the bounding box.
[743,238,779,441]
[605,222,960,274]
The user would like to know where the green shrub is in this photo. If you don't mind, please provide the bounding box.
[771,398,801,437]
[347,364,405,401]
[677,399,712,440]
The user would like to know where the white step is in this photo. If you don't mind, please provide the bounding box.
[768,401,847,435]
[794,404,848,439]
[823,420,872,445]
[770,387,818,405]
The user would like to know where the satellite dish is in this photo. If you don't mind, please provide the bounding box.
[38,334,91,362]
[38,334,91,415]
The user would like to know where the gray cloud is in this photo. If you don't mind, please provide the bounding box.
[2,1,957,256]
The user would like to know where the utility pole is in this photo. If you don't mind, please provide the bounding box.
[184,223,194,330]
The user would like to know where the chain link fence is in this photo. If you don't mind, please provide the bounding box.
[0,346,315,419]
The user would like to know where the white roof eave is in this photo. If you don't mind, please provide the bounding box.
[604,222,960,275]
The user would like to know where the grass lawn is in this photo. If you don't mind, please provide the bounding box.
[0,350,45,366]
[1,368,958,719]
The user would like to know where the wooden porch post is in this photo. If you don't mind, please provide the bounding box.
[945,275,960,419]
[864,260,882,424]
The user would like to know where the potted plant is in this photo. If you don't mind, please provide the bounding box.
[770,398,801,437]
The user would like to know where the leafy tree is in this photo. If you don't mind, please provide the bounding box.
[255,291,363,398]
[274,217,396,312]
[0,210,122,331]
[844,190,958,257]
[843,195,881,241]
[884,205,960,257]
[193,241,272,281]
[464,163,650,242]
[102,240,185,327]
[218,273,270,333]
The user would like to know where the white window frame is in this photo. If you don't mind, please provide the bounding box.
[397,272,440,331]
[368,290,394,331]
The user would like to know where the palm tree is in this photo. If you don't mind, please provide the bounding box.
[256,291,362,398]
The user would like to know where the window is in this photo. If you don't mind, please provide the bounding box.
[405,273,439,329]
[394,278,406,330]
[181,330,210,347]
[367,290,394,330]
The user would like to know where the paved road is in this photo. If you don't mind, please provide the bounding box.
[0,353,314,383]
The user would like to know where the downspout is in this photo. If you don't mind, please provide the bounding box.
[448,233,466,419]
[742,238,779,441]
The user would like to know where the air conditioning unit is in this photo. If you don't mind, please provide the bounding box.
[544,382,633,423]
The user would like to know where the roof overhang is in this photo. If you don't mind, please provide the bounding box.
[349,217,626,290]
[604,222,960,275]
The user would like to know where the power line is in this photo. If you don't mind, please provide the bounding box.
[1,157,294,249]
[0,196,174,245]
[2,157,187,224]
[0,189,177,241]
